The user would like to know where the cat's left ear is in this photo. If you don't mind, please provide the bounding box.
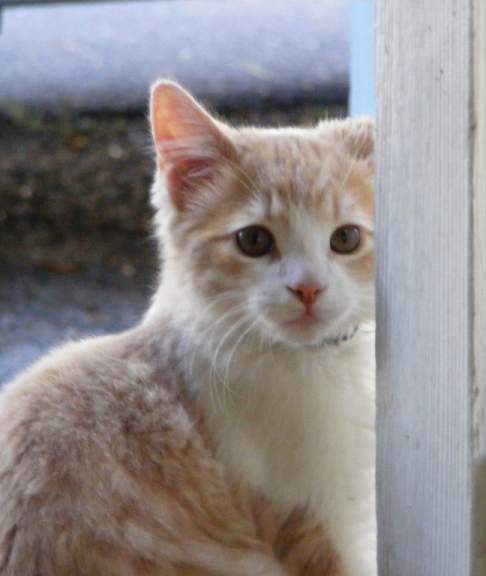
[150,80,236,211]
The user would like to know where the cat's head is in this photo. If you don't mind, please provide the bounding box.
[149,81,374,349]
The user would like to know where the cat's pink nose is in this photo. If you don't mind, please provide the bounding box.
[287,282,326,308]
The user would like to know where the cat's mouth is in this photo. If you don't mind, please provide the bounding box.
[282,312,322,328]
[261,304,353,347]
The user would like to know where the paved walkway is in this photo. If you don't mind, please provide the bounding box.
[0,269,149,385]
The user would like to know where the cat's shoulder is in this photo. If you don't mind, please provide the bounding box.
[0,325,193,456]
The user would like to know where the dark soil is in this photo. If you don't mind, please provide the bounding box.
[0,103,344,281]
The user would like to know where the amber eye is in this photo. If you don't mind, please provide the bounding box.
[330,224,361,254]
[236,225,275,257]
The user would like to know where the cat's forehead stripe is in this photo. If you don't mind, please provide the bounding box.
[237,134,370,225]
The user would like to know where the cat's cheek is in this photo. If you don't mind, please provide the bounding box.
[345,250,375,283]
[187,243,242,290]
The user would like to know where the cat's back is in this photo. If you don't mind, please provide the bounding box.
[0,329,320,576]
[0,326,210,576]
[0,325,189,460]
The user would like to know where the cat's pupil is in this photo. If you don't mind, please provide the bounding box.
[250,230,260,244]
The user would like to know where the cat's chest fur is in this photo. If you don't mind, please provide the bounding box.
[194,329,376,576]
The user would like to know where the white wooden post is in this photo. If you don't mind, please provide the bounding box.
[375,1,486,575]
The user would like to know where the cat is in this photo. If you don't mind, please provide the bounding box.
[0,80,375,576]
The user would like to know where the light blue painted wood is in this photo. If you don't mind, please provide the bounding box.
[350,0,374,116]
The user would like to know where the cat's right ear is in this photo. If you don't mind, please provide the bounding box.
[150,80,235,211]
[335,118,374,167]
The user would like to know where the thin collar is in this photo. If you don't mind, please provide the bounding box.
[321,324,360,347]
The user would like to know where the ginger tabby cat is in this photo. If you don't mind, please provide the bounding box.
[0,81,376,576]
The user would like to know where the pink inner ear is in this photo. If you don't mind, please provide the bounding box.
[165,155,217,211]
[151,82,233,210]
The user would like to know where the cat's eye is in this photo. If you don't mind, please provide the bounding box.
[236,226,275,258]
[330,224,361,254]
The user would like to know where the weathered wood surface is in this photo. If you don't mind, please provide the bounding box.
[375,1,485,574]
[473,2,486,573]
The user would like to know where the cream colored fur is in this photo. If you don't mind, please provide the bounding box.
[0,81,375,576]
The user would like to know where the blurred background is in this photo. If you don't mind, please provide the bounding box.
[0,0,374,384]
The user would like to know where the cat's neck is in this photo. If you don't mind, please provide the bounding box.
[190,321,374,539]
[145,279,371,399]
[145,286,373,465]
[145,277,373,444]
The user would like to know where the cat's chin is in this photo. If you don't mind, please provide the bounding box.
[259,308,359,350]
[261,319,338,349]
